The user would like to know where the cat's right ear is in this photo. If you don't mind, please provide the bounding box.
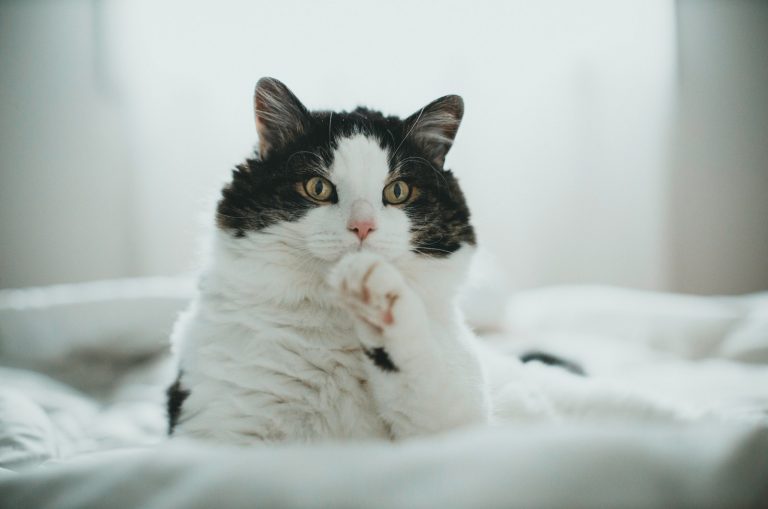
[403,94,464,168]
[254,77,311,159]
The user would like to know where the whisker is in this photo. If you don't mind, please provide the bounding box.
[389,107,424,165]
[286,150,327,172]
[391,156,448,187]
[411,243,456,256]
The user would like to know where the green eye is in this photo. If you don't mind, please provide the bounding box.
[383,180,410,205]
[304,176,333,201]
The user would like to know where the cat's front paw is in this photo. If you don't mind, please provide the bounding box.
[328,252,406,334]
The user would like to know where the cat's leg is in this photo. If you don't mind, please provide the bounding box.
[329,252,490,438]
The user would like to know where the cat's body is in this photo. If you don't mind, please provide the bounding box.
[169,79,490,443]
[170,228,486,442]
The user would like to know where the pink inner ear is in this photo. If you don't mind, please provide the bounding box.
[254,92,278,157]
[255,117,271,157]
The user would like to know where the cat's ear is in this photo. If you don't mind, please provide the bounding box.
[254,77,312,159]
[403,95,464,167]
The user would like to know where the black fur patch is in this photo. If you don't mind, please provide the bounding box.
[216,79,475,257]
[520,351,586,376]
[166,371,190,434]
[364,347,399,372]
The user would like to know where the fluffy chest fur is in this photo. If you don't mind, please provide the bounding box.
[175,318,389,443]
[172,237,393,442]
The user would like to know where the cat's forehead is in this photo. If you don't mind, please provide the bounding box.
[328,134,391,190]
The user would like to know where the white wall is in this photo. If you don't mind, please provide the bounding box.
[6,0,761,295]
[670,0,768,294]
[105,0,676,291]
[0,0,134,288]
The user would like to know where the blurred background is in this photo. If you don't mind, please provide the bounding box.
[0,0,766,295]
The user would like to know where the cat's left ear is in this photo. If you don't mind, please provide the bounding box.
[404,95,464,167]
[254,77,312,159]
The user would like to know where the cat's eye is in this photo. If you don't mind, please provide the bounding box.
[383,180,411,205]
[304,176,333,202]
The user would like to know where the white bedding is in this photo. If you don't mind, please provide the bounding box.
[1,278,767,507]
[3,425,768,508]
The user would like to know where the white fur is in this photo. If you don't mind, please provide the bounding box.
[171,135,490,443]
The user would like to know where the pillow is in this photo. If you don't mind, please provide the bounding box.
[0,277,192,367]
[0,277,192,394]
[720,294,768,363]
[506,286,748,359]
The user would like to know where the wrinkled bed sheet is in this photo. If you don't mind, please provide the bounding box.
[0,277,767,507]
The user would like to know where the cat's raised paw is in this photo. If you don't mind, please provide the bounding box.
[329,252,406,332]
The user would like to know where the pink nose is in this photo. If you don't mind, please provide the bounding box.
[348,220,376,241]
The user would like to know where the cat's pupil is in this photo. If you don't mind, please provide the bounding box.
[394,183,401,198]
[314,180,324,195]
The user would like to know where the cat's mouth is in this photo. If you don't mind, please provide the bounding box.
[337,241,382,260]
[306,237,399,266]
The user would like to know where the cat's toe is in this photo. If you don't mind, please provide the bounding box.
[329,252,404,329]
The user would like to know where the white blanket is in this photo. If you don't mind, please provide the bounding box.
[1,278,767,507]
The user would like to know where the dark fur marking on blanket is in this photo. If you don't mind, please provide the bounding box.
[520,351,586,376]
[166,371,190,434]
[364,347,399,372]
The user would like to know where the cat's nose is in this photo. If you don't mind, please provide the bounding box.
[348,220,376,241]
[348,200,376,241]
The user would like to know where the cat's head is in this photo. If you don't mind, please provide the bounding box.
[217,77,475,266]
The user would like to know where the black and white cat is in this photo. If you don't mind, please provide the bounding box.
[168,78,491,442]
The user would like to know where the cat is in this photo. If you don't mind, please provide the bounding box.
[167,77,492,443]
